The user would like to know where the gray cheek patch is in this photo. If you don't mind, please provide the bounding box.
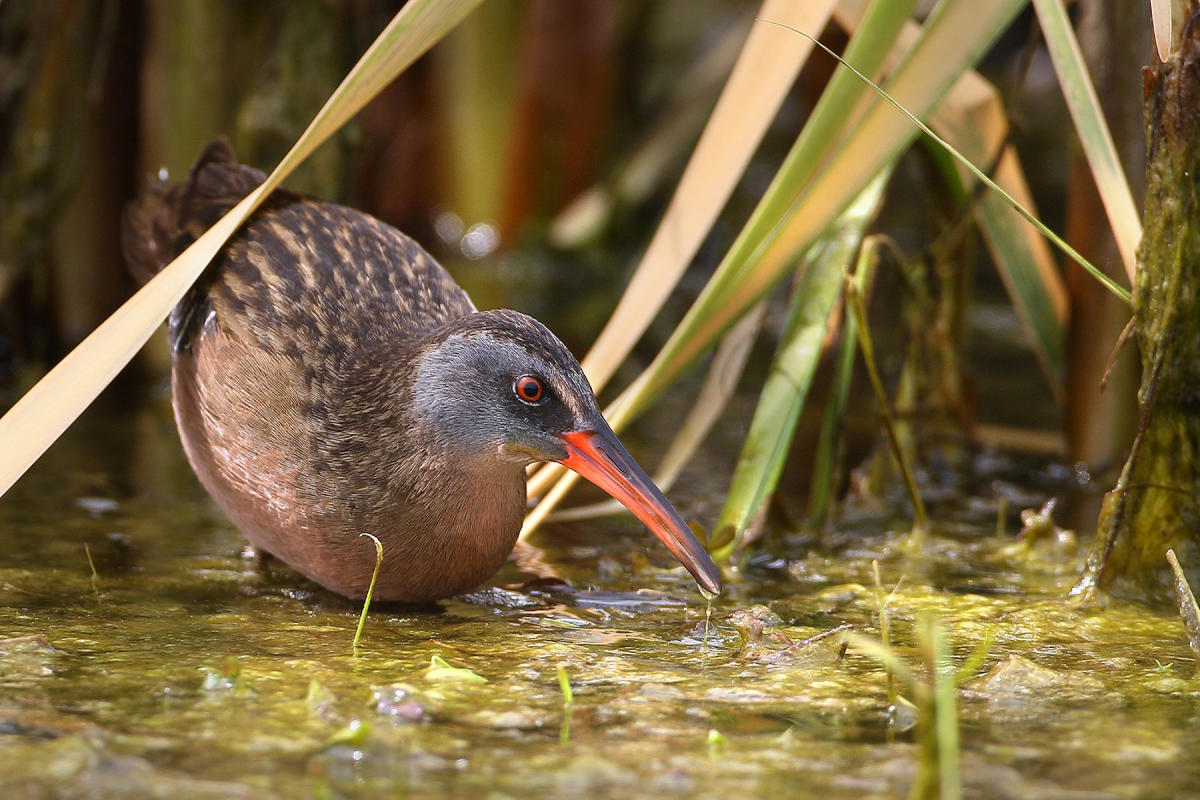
[412,332,549,453]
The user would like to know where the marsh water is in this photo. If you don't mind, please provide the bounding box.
[1,396,1197,800]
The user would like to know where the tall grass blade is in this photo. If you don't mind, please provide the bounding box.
[1032,0,1140,284]
[928,618,961,800]
[760,14,1129,304]
[684,0,919,338]
[576,0,837,394]
[525,0,1029,533]
[634,0,1032,414]
[712,169,891,558]
[808,235,882,528]
[525,0,915,520]
[0,0,484,499]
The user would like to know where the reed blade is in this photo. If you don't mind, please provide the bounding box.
[524,0,1027,533]
[0,0,485,499]
[575,0,838,394]
[712,169,891,558]
[808,235,882,528]
[1032,0,1140,284]
[929,67,1067,398]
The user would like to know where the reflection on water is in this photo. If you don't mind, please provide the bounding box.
[0,399,1197,799]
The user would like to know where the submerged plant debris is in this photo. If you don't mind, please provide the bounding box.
[0,405,1197,800]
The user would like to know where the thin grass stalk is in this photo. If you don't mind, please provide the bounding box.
[527,0,925,528]
[927,67,1068,397]
[352,533,384,650]
[711,169,892,558]
[709,256,842,557]
[972,148,1068,395]
[871,560,896,708]
[850,617,966,800]
[1031,0,1141,284]
[764,16,1129,304]
[524,0,840,505]
[928,618,961,800]
[841,3,1070,397]
[808,235,882,527]
[845,276,929,534]
[0,0,485,499]
[621,0,1035,414]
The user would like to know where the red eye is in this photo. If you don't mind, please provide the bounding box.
[514,375,544,403]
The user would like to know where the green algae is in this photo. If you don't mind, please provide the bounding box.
[1,404,1200,799]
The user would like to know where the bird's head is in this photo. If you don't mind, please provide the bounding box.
[411,310,721,596]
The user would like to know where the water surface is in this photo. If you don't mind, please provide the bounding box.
[0,400,1195,799]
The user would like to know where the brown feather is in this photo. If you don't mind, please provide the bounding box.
[126,140,538,602]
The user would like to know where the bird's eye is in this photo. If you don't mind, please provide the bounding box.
[514,375,545,404]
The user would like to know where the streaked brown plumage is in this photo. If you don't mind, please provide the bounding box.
[123,139,720,603]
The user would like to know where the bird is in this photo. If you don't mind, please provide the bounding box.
[122,139,721,604]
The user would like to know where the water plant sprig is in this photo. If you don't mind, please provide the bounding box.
[557,663,574,745]
[556,664,574,706]
[352,533,384,651]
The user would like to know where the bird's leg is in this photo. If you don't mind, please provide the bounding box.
[243,545,278,577]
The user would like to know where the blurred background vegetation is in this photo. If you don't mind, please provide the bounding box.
[0,0,1154,543]
[1,0,757,370]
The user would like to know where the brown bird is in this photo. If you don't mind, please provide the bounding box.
[122,139,721,603]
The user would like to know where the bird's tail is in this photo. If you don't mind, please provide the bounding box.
[121,137,267,284]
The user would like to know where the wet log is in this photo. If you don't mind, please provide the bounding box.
[1076,4,1200,600]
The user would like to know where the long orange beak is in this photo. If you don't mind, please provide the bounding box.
[557,427,721,596]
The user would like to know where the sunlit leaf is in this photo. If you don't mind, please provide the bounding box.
[426,655,488,684]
